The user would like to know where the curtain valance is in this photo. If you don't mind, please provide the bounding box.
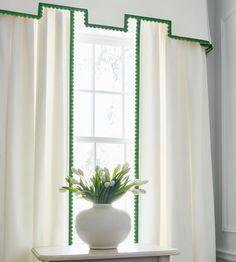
[0,2,212,52]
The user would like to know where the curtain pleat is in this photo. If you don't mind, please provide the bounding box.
[33,8,70,247]
[0,15,36,262]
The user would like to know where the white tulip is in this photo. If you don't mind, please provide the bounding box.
[100,175,106,182]
[129,188,147,195]
[133,179,148,186]
[71,178,80,184]
[71,168,77,174]
[104,182,110,188]
[95,166,101,173]
[110,180,115,186]
[115,164,121,172]
[103,167,110,177]
[129,188,140,195]
[77,168,84,176]
[72,167,84,176]
[122,162,129,171]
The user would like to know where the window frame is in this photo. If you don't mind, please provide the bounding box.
[70,25,139,244]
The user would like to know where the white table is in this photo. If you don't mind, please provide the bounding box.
[32,243,179,262]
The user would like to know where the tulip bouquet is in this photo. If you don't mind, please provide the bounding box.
[60,163,148,204]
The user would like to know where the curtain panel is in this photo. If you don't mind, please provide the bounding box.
[138,21,216,262]
[0,8,70,262]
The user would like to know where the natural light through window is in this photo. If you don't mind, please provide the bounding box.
[72,13,137,244]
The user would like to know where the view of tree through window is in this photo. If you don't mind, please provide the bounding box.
[73,13,137,244]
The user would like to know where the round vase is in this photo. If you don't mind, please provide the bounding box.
[75,204,131,249]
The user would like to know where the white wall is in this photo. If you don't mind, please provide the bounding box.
[0,0,211,42]
[209,0,236,261]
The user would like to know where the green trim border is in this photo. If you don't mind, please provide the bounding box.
[134,19,141,243]
[0,2,213,52]
[68,10,75,245]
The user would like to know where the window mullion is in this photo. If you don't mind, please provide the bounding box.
[92,44,95,138]
[74,136,133,144]
[74,89,132,96]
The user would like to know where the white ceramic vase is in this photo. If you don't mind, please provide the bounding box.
[75,204,131,249]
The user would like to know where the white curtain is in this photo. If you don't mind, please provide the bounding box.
[139,21,216,262]
[0,8,70,262]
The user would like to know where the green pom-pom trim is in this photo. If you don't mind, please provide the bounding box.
[68,10,75,245]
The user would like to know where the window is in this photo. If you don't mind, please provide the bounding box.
[72,14,137,244]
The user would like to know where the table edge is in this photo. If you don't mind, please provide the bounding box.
[31,246,180,261]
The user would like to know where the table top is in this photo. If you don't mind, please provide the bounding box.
[32,243,179,261]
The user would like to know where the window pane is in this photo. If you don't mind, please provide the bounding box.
[74,43,93,90]
[125,95,135,138]
[73,142,94,175]
[95,45,122,92]
[74,92,93,137]
[124,46,135,94]
[95,94,122,138]
[96,143,124,170]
